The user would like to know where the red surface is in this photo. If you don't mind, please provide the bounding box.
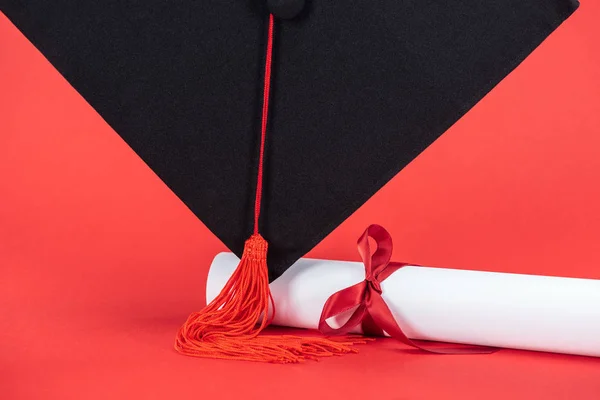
[1,3,600,399]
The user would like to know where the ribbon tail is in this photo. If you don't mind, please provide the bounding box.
[361,309,385,337]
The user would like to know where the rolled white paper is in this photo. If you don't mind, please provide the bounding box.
[207,252,600,357]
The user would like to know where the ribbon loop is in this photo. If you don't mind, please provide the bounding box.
[318,281,368,335]
[357,224,394,280]
[319,224,496,355]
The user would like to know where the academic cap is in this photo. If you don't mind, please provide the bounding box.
[0,0,578,362]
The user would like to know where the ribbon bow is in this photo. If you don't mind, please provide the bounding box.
[318,224,495,354]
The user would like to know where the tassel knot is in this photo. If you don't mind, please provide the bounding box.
[244,234,268,262]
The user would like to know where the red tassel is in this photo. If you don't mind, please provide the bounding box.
[175,14,369,363]
[175,234,367,363]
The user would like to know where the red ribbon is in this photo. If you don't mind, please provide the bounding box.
[318,224,496,354]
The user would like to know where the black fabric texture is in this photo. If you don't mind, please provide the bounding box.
[268,0,305,19]
[0,0,579,281]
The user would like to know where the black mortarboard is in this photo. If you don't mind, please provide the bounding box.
[0,0,578,362]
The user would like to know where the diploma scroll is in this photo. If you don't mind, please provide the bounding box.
[207,252,600,357]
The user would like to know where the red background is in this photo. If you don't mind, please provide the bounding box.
[1,3,600,399]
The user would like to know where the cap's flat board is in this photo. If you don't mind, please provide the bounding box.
[0,0,579,280]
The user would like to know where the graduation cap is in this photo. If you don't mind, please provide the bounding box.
[1,0,578,362]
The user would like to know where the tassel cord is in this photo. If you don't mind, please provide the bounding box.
[175,14,368,363]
